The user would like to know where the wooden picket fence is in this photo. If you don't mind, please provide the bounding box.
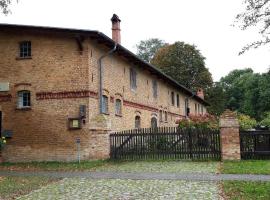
[110,127,221,160]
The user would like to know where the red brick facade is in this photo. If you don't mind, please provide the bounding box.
[0,24,208,162]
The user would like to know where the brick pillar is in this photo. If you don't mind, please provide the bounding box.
[219,110,241,160]
[89,114,111,159]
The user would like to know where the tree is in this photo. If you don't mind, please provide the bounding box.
[205,82,226,116]
[136,38,166,63]
[0,0,12,14]
[151,41,213,90]
[235,0,270,54]
[219,68,270,120]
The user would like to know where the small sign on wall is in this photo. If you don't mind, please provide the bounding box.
[0,83,9,92]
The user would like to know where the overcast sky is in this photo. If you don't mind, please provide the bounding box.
[1,0,269,81]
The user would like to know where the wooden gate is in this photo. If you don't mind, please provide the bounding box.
[110,127,221,160]
[240,131,270,159]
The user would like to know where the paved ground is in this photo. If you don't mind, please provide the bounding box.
[1,161,256,200]
[17,178,222,200]
[1,170,270,181]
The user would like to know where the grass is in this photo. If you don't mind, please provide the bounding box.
[223,181,270,200]
[0,160,108,171]
[221,160,270,175]
[0,176,59,199]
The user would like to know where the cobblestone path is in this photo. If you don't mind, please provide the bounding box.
[17,178,222,200]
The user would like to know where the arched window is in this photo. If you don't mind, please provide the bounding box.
[101,95,108,114]
[135,116,141,129]
[115,99,122,115]
[17,90,31,108]
[151,117,158,128]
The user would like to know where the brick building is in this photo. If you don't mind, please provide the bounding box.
[0,14,209,162]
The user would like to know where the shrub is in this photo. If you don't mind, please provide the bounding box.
[176,114,219,130]
[260,112,270,128]
[237,113,257,130]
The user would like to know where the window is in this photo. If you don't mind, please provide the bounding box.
[164,111,168,122]
[101,95,108,114]
[159,110,163,122]
[17,90,31,108]
[135,116,141,129]
[201,105,203,114]
[171,91,175,106]
[19,41,31,58]
[198,104,200,115]
[176,94,180,107]
[115,99,122,115]
[195,104,197,115]
[152,80,158,98]
[151,117,158,128]
[130,68,137,90]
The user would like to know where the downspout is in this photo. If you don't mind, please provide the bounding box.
[98,43,117,114]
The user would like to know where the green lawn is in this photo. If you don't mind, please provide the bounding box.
[0,160,107,171]
[221,160,270,175]
[223,181,270,200]
[0,176,59,199]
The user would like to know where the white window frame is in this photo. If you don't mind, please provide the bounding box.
[17,90,31,108]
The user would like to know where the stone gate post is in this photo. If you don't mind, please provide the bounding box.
[219,110,241,160]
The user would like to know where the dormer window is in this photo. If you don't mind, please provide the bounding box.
[19,41,31,58]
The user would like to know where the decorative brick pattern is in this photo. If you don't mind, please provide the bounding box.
[219,110,241,160]
[36,90,98,100]
[0,94,12,102]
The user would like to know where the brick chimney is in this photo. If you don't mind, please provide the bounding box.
[111,14,121,44]
[197,88,204,99]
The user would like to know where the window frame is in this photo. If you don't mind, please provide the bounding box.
[130,68,137,91]
[17,90,31,109]
[164,111,168,122]
[159,110,163,122]
[171,91,175,106]
[176,94,180,107]
[19,41,32,58]
[115,99,122,116]
[152,80,158,99]
[135,115,141,129]
[101,95,109,114]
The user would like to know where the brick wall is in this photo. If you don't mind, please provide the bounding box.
[0,27,207,162]
[219,110,241,160]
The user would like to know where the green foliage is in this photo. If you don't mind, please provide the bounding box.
[237,113,257,130]
[222,160,270,175]
[177,114,218,130]
[0,176,58,199]
[135,38,166,63]
[260,112,270,127]
[205,82,226,116]
[151,41,213,90]
[219,68,270,120]
[223,181,270,200]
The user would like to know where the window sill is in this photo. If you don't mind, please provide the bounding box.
[115,114,122,117]
[16,56,32,60]
[15,107,32,111]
